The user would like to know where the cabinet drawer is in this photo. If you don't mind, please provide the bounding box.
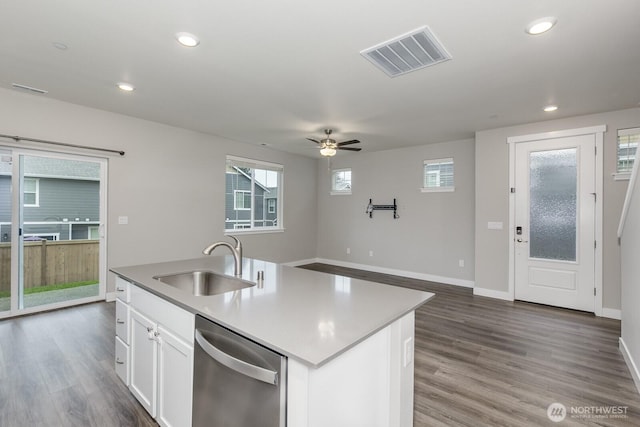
[115,299,130,344]
[115,336,130,386]
[130,284,195,344]
[115,276,131,302]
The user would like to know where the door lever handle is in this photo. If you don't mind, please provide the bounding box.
[516,238,529,243]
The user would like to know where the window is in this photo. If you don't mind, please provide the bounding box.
[331,168,352,195]
[24,177,40,206]
[616,128,639,178]
[234,190,251,210]
[422,158,454,192]
[267,198,276,213]
[88,226,100,240]
[225,156,283,232]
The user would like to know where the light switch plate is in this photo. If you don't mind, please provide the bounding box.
[488,221,503,230]
[118,216,129,225]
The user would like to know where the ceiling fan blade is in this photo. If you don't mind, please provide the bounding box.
[337,139,360,146]
[338,147,362,151]
[306,138,321,144]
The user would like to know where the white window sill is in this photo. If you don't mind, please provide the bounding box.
[612,172,631,181]
[330,191,352,196]
[226,228,285,236]
[421,186,455,193]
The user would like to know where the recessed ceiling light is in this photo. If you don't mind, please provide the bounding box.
[176,32,200,47]
[52,42,68,51]
[526,17,557,35]
[543,104,558,112]
[117,82,135,92]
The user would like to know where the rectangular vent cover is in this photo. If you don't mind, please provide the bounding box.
[360,26,452,77]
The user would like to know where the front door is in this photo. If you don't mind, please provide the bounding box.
[514,134,596,312]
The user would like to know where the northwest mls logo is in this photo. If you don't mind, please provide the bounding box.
[547,402,567,422]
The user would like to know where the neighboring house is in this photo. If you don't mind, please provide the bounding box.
[0,156,100,242]
[225,166,277,230]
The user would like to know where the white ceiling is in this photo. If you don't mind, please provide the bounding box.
[1,0,639,157]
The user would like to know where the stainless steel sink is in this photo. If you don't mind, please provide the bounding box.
[153,270,255,296]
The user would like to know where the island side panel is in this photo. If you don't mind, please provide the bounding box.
[287,312,416,427]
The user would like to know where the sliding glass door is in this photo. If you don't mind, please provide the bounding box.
[0,148,106,317]
[0,150,12,313]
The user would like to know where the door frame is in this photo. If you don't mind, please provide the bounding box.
[1,147,108,318]
[507,125,605,315]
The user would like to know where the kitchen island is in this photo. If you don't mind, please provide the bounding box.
[111,255,434,427]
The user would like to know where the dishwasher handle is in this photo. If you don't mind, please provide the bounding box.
[195,329,279,386]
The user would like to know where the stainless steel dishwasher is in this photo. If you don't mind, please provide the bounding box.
[193,315,287,427]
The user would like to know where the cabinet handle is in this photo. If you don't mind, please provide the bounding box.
[116,358,124,365]
[116,287,125,292]
[146,326,153,332]
[116,319,125,324]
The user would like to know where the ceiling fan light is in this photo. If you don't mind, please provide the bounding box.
[320,147,337,157]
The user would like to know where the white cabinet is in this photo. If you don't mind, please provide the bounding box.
[117,278,194,427]
[130,308,158,416]
[115,278,131,386]
[287,312,416,427]
[157,325,194,427]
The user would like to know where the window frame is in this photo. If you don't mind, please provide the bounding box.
[225,155,284,234]
[23,177,40,207]
[330,168,352,195]
[614,127,639,180]
[421,157,455,192]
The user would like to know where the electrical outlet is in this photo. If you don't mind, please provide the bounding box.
[346,247,351,254]
[459,259,464,268]
[369,250,374,257]
[403,337,414,367]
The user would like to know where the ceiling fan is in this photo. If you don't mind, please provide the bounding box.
[306,129,362,157]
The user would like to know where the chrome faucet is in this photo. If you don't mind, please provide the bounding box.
[202,236,243,277]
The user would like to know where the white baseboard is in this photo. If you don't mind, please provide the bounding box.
[601,307,622,320]
[287,257,474,288]
[105,292,116,302]
[620,337,640,395]
[473,287,513,301]
[602,308,622,320]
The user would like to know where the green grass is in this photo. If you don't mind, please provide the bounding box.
[0,280,98,298]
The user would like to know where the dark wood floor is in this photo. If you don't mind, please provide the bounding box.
[300,263,640,426]
[0,302,156,427]
[1,265,638,426]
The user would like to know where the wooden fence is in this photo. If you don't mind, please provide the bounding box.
[0,240,99,293]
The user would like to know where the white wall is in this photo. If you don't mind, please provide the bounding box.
[620,156,640,393]
[316,139,475,286]
[0,88,318,293]
[475,107,640,311]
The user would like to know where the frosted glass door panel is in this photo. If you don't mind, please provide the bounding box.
[529,148,577,261]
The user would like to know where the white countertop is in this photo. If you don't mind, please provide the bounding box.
[111,256,434,367]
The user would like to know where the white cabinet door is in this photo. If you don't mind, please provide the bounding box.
[130,308,158,417]
[115,336,130,386]
[157,325,194,427]
[115,298,130,344]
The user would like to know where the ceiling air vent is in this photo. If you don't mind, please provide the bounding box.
[360,25,452,77]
